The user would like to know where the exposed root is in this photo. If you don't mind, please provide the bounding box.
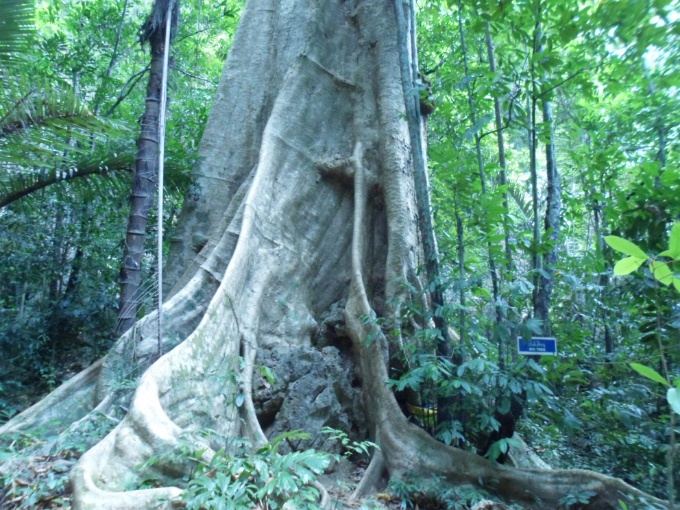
[351,448,386,501]
[342,110,667,510]
[0,358,104,437]
[312,480,332,509]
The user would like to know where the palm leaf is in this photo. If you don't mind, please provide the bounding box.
[0,0,34,63]
[506,180,532,230]
[0,150,191,209]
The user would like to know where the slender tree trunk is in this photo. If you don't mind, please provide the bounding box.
[116,7,171,336]
[484,20,515,368]
[455,194,466,345]
[535,97,561,331]
[533,9,561,333]
[528,87,540,318]
[458,2,518,461]
[456,0,501,345]
[592,198,610,350]
[484,21,512,274]
[396,0,454,428]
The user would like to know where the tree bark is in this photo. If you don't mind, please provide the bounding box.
[484,21,512,274]
[532,6,562,333]
[115,6,171,337]
[0,1,666,509]
[535,96,561,331]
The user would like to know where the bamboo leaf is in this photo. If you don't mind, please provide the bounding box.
[604,236,649,259]
[630,363,669,387]
[613,257,645,276]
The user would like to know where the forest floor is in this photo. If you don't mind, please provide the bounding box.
[1,450,503,509]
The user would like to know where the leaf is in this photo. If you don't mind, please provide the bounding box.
[651,261,673,286]
[668,388,680,416]
[604,236,649,259]
[235,392,245,407]
[674,277,680,293]
[668,223,680,258]
[613,257,645,276]
[0,0,34,62]
[630,363,669,387]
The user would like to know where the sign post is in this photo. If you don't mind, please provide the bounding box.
[517,337,557,356]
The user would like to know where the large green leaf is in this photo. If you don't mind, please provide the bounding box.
[613,257,645,276]
[604,236,649,259]
[661,223,680,259]
[651,261,673,286]
[667,388,680,416]
[630,363,669,387]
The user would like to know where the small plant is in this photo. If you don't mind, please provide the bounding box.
[389,474,490,510]
[0,432,75,508]
[388,476,419,510]
[320,427,378,459]
[181,430,331,510]
[559,489,597,508]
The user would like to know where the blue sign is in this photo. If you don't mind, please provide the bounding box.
[517,336,557,356]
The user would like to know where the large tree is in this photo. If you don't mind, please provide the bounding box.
[0,1,667,508]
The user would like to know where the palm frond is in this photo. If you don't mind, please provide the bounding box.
[1,78,131,169]
[0,151,191,209]
[506,180,532,229]
[0,0,34,63]
[140,0,180,46]
[0,153,134,208]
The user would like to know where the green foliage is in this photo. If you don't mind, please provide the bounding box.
[630,363,669,388]
[136,427,379,509]
[0,412,117,507]
[387,294,556,460]
[0,198,123,416]
[559,489,596,508]
[0,0,34,62]
[0,0,245,417]
[667,388,680,416]
[606,226,680,289]
[174,431,330,510]
[320,427,378,459]
[388,474,497,510]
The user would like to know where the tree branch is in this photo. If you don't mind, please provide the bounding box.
[105,65,150,117]
[172,66,217,86]
[422,56,448,75]
[478,88,522,141]
[537,62,604,99]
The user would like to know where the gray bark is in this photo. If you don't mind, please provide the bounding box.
[484,22,512,274]
[532,7,561,333]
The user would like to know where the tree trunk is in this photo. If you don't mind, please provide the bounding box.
[0,1,665,509]
[535,96,561,331]
[456,0,502,358]
[532,6,562,333]
[115,5,171,337]
[484,21,512,274]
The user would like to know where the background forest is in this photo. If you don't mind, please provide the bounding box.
[0,0,678,506]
